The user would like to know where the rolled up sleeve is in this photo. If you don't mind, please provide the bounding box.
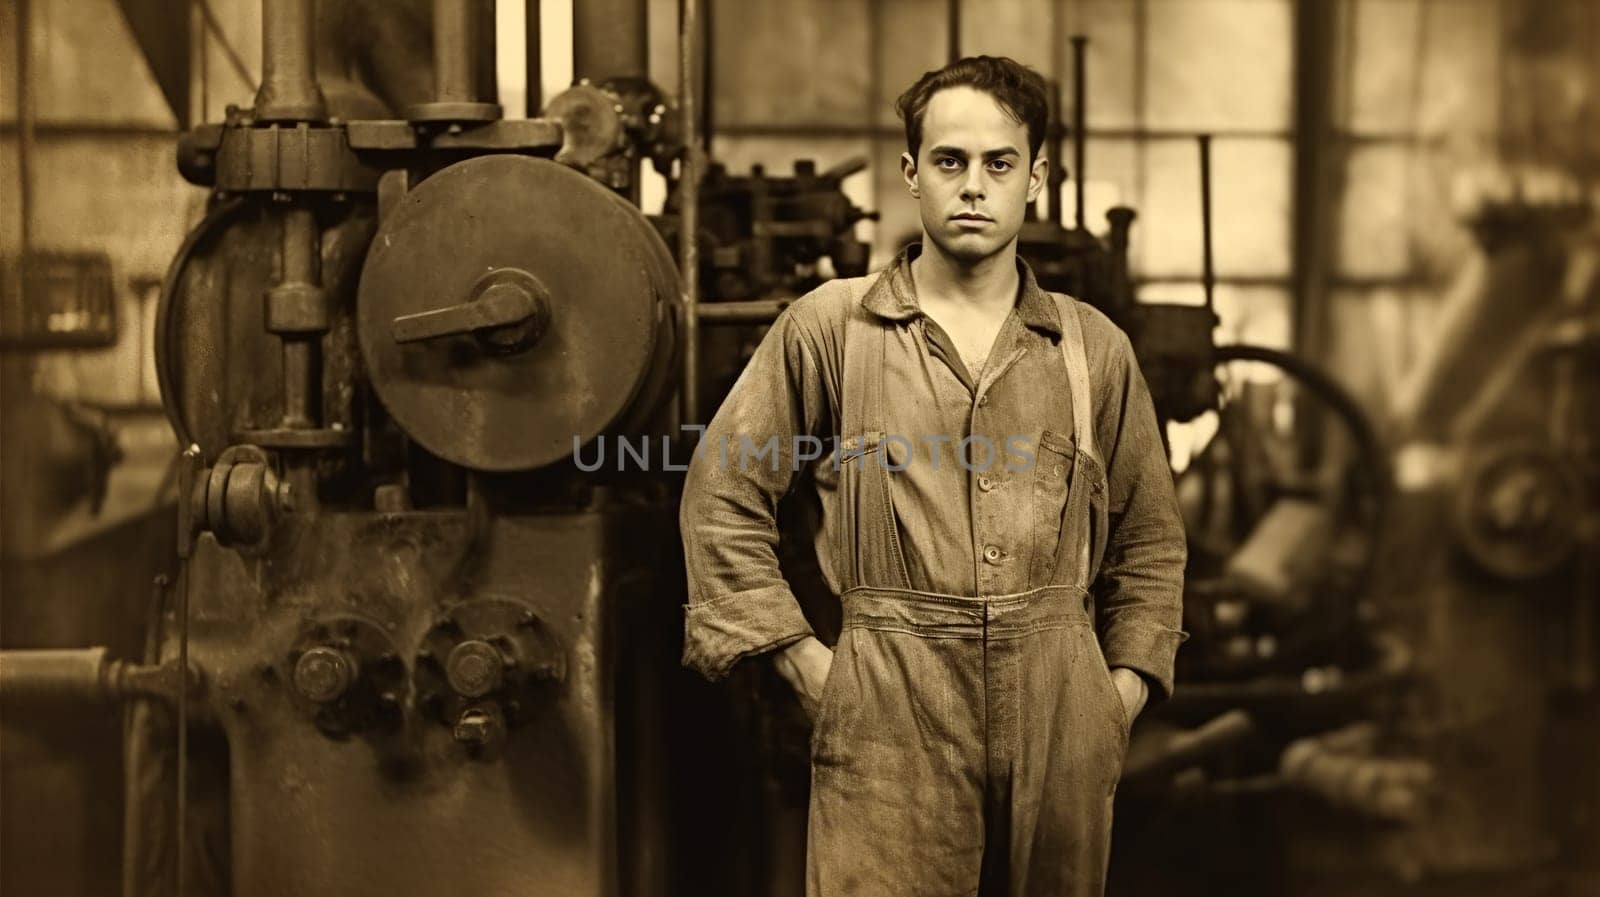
[680,302,833,681]
[1093,328,1190,703]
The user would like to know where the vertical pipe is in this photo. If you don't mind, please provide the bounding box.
[277,205,322,508]
[1047,0,1064,226]
[279,207,319,430]
[1047,80,1064,226]
[15,0,32,254]
[701,0,715,143]
[176,564,190,897]
[525,0,542,115]
[679,0,702,428]
[1199,134,1214,313]
[476,0,499,105]
[1071,35,1087,232]
[575,0,648,81]
[433,0,478,104]
[1291,0,1341,468]
[254,0,326,122]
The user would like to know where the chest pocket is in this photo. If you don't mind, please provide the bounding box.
[830,430,913,591]
[1029,428,1076,582]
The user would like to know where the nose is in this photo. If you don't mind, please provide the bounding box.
[960,167,986,202]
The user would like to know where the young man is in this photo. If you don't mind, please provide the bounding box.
[679,56,1187,896]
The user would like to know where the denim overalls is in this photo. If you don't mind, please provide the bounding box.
[807,287,1129,897]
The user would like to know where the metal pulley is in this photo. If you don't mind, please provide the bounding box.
[358,154,679,471]
[1452,443,1583,580]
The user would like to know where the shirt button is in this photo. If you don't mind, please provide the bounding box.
[982,545,1003,564]
[976,393,989,407]
[977,475,996,492]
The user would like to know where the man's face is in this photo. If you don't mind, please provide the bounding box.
[902,86,1047,264]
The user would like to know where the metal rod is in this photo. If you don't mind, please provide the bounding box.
[679,0,702,428]
[0,648,110,703]
[1071,35,1087,231]
[575,0,649,81]
[15,0,32,254]
[176,562,189,897]
[696,300,790,325]
[1047,0,1063,226]
[524,0,542,115]
[254,0,325,122]
[433,0,478,104]
[702,0,715,143]
[1047,80,1063,226]
[1199,133,1214,312]
[279,206,320,430]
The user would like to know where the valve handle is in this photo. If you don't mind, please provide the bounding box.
[390,268,551,353]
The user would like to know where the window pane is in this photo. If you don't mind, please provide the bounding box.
[715,0,871,127]
[1137,138,1290,279]
[1062,1,1140,131]
[1344,0,1427,135]
[1146,0,1293,132]
[877,0,956,127]
[17,0,176,126]
[1417,0,1500,137]
[959,0,1053,74]
[1338,144,1411,279]
[1058,137,1141,235]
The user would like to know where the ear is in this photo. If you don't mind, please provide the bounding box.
[901,152,919,196]
[1027,154,1049,204]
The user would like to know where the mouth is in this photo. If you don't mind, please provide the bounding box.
[950,213,993,223]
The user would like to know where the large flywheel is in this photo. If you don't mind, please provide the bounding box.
[358,154,678,471]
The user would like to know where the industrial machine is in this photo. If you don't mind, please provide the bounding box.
[2,2,1595,897]
[6,1,689,894]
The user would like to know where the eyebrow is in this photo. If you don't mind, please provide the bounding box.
[929,145,1022,161]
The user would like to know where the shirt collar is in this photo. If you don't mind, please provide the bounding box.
[860,242,1063,339]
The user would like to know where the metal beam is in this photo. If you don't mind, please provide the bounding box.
[113,0,191,129]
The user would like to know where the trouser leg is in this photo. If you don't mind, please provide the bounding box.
[806,626,988,897]
[995,622,1129,897]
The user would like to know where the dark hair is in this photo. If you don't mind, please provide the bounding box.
[893,56,1049,164]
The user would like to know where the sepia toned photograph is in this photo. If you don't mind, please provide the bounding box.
[1,1,1596,895]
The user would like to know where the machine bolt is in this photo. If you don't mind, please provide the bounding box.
[293,647,357,703]
[452,706,504,748]
[446,640,504,698]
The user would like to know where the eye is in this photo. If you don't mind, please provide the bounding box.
[936,156,962,171]
[988,159,1013,173]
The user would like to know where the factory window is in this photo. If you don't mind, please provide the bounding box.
[1323,0,1508,414]
[711,0,1295,345]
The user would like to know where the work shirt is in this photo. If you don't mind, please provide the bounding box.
[680,243,1188,700]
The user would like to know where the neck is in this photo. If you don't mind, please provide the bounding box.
[910,235,1020,309]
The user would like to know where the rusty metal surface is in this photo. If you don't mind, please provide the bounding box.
[163,203,373,464]
[159,507,674,897]
[358,154,675,471]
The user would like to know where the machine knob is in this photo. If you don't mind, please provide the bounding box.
[390,267,551,354]
[293,646,357,703]
[445,640,505,698]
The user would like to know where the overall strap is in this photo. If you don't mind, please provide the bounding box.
[1051,292,1101,590]
[1051,293,1098,467]
[836,273,911,591]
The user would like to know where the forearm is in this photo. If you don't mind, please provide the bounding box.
[680,307,831,681]
[1094,332,1189,703]
[680,473,816,680]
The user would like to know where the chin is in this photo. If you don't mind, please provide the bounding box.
[927,228,1009,263]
